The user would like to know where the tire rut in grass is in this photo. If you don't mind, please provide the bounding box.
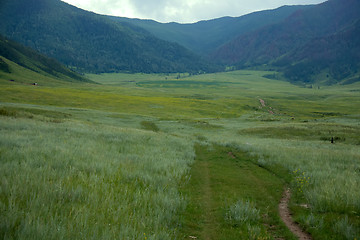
[279,189,312,240]
[180,144,294,239]
[200,160,216,240]
[179,146,219,240]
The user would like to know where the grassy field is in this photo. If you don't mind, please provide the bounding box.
[1,69,360,239]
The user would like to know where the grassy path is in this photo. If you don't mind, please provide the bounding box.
[279,189,312,240]
[179,144,297,239]
[199,160,216,240]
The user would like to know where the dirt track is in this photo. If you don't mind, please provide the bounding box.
[279,189,312,240]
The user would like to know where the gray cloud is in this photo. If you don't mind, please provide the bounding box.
[62,0,327,23]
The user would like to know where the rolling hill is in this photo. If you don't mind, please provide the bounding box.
[0,0,219,74]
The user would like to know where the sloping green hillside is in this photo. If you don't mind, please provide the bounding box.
[110,5,308,55]
[213,0,360,84]
[0,35,91,84]
[0,0,219,74]
[280,19,360,84]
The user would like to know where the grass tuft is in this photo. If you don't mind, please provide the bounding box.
[140,121,160,132]
[225,199,261,226]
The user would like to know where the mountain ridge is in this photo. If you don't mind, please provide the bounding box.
[0,0,219,74]
[213,0,360,84]
[109,5,311,55]
[1,0,359,85]
[281,19,360,84]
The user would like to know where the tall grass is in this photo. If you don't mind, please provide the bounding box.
[1,70,359,239]
[0,116,194,239]
[225,199,260,226]
[244,137,360,214]
[185,117,360,238]
[216,134,360,238]
[194,119,360,215]
[225,200,269,240]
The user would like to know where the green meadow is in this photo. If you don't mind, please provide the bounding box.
[1,69,360,239]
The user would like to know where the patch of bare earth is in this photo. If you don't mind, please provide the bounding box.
[279,189,312,240]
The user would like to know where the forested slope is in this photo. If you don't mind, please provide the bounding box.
[0,0,219,74]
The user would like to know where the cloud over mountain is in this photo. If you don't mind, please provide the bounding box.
[61,0,326,23]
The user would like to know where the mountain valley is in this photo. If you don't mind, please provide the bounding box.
[1,0,360,239]
[1,0,359,84]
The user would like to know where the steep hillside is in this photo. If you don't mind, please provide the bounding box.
[280,20,360,84]
[0,0,218,74]
[110,5,309,55]
[0,35,90,83]
[213,0,360,83]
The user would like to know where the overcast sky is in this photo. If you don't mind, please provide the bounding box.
[61,0,327,23]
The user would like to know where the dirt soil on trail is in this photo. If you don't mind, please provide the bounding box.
[279,189,312,240]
